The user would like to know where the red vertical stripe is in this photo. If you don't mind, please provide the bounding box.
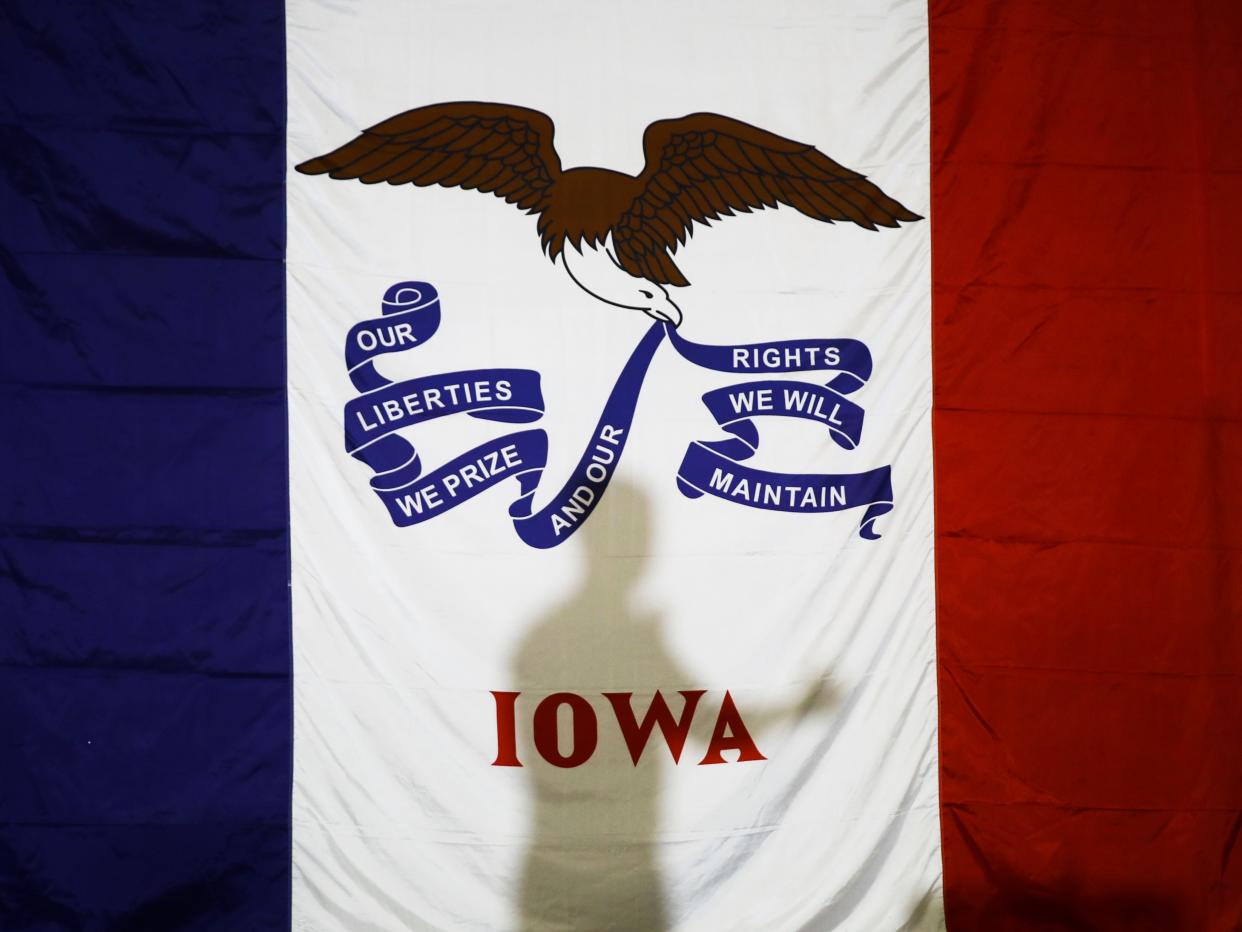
[931,1,1242,929]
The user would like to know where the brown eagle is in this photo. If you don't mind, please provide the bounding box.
[296,102,920,326]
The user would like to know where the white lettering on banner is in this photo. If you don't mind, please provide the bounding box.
[354,378,514,432]
[728,389,774,415]
[706,468,848,509]
[729,345,842,370]
[551,425,625,537]
[397,443,526,512]
[355,321,419,352]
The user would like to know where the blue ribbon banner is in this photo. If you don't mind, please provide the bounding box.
[343,281,894,547]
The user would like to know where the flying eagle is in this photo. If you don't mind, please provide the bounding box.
[296,102,920,326]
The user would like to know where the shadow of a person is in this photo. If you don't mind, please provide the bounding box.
[514,481,676,932]
[513,481,833,932]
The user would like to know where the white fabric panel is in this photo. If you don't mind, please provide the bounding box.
[287,1,939,929]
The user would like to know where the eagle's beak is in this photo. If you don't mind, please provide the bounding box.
[644,301,682,328]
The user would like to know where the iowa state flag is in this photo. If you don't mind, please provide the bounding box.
[3,1,1240,930]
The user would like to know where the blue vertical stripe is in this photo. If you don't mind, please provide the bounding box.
[1,2,290,928]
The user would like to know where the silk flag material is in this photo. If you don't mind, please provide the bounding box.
[287,1,935,929]
[3,2,1240,932]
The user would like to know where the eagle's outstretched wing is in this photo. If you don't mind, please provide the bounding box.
[295,102,561,214]
[613,113,922,286]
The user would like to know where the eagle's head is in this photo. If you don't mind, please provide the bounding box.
[636,283,682,328]
[558,236,684,328]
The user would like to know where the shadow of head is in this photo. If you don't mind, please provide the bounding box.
[515,478,682,690]
[573,478,651,596]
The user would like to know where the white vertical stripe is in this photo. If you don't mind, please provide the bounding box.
[288,1,939,928]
